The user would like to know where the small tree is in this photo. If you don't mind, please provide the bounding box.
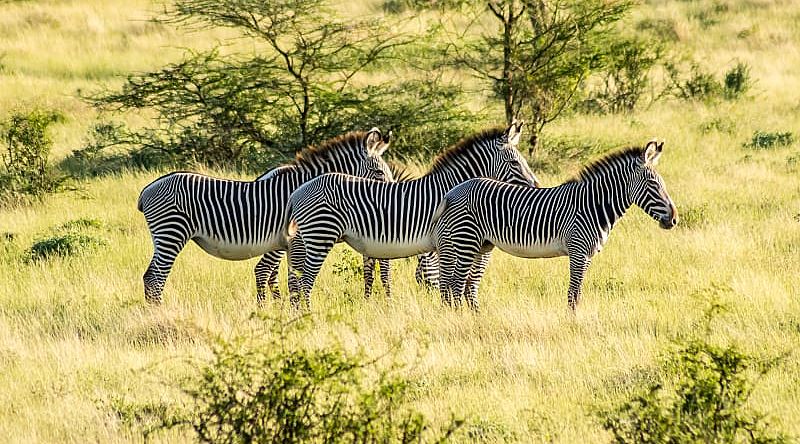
[444,0,633,154]
[90,0,425,168]
[0,109,67,204]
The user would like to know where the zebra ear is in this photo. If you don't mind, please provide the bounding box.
[643,139,663,165]
[374,131,391,155]
[505,120,524,147]
[365,127,383,153]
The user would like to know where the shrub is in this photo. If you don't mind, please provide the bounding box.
[598,301,792,444]
[0,109,67,205]
[724,61,752,99]
[25,233,107,262]
[24,217,108,262]
[586,36,663,113]
[60,121,144,177]
[666,61,722,101]
[157,316,461,443]
[744,131,794,150]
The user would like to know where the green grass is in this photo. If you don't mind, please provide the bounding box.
[1,0,800,442]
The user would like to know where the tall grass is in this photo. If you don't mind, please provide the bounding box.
[0,0,799,442]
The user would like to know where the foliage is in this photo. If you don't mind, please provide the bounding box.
[332,249,363,283]
[665,60,722,101]
[584,35,664,113]
[157,316,461,443]
[24,217,108,262]
[0,109,68,205]
[88,0,475,169]
[724,61,752,99]
[345,79,483,159]
[25,233,107,262]
[598,301,793,444]
[744,131,794,150]
[442,0,634,153]
[382,0,465,14]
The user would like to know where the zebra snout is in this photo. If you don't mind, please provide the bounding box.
[659,215,677,230]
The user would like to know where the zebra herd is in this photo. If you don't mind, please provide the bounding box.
[137,122,678,311]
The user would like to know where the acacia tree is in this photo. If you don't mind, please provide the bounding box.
[447,0,633,154]
[92,0,466,168]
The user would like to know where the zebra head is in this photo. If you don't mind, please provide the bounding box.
[359,127,393,182]
[630,140,678,230]
[492,121,541,187]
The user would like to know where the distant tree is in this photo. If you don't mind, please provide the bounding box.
[0,109,68,205]
[89,0,478,169]
[443,0,634,154]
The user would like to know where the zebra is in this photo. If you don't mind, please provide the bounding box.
[253,156,415,302]
[137,128,392,304]
[431,140,678,311]
[282,121,541,308]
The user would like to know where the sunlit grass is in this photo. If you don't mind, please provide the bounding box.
[1,0,799,442]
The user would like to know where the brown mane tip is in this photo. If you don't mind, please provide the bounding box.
[569,145,646,183]
[292,131,370,165]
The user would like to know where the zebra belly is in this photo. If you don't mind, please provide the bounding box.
[192,236,279,261]
[492,239,567,259]
[342,234,432,259]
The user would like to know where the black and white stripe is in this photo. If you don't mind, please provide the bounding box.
[138,129,391,304]
[283,122,540,308]
[432,140,678,311]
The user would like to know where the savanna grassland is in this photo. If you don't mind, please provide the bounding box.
[1,0,800,442]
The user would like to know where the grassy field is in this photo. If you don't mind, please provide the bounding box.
[1,0,799,442]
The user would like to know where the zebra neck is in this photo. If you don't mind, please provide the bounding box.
[581,178,633,232]
[424,166,483,193]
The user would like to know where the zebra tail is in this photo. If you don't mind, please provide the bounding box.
[280,198,297,244]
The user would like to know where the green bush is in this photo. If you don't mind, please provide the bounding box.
[598,301,792,444]
[25,233,107,262]
[24,217,108,262]
[724,61,752,99]
[0,109,68,205]
[745,131,794,150]
[158,316,461,443]
[666,62,722,101]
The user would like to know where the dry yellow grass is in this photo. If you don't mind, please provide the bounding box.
[1,0,799,442]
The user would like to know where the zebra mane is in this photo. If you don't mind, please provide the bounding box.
[568,146,645,183]
[429,127,506,174]
[387,162,418,182]
[291,131,371,167]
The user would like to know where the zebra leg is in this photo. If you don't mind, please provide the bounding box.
[415,251,439,289]
[143,238,188,304]
[254,250,284,304]
[464,250,492,312]
[567,254,591,311]
[363,256,376,299]
[286,235,306,310]
[378,259,391,299]
[291,231,337,310]
[437,241,477,308]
